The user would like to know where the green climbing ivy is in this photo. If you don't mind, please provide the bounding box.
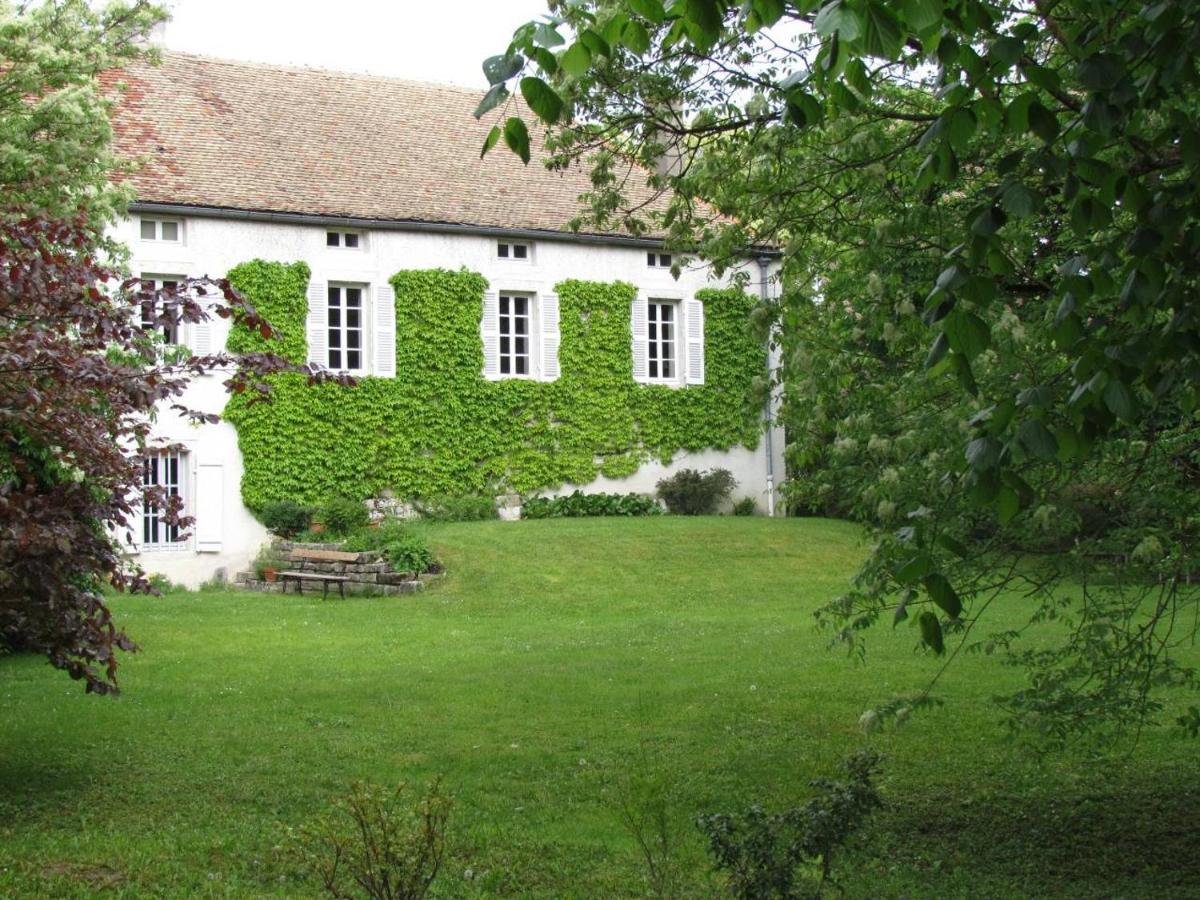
[224,262,764,509]
[225,260,310,364]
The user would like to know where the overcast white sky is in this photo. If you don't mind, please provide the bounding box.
[160,0,551,87]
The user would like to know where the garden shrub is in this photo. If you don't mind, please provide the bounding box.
[656,468,738,515]
[732,497,758,517]
[286,779,450,900]
[698,750,883,899]
[320,496,369,537]
[384,534,435,574]
[343,523,436,574]
[521,490,661,519]
[416,495,497,522]
[261,499,313,537]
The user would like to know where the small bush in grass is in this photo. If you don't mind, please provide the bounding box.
[698,749,883,899]
[261,499,314,537]
[416,495,497,522]
[321,496,370,537]
[286,779,451,900]
[522,491,661,519]
[732,497,758,517]
[344,524,436,574]
[385,534,435,574]
[656,468,738,515]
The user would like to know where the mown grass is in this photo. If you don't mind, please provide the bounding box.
[1,517,1196,897]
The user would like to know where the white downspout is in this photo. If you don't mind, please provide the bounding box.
[757,255,778,517]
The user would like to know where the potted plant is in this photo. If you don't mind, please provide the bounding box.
[253,546,283,583]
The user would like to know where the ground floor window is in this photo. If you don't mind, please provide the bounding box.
[327,284,364,372]
[142,450,186,549]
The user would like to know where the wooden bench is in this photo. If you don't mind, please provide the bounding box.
[278,548,358,600]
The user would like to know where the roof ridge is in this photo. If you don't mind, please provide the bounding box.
[154,48,487,96]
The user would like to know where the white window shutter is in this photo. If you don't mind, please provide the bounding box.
[481,291,500,380]
[194,461,223,552]
[306,279,328,369]
[373,283,396,378]
[684,298,705,385]
[189,317,212,356]
[631,296,649,383]
[540,292,560,381]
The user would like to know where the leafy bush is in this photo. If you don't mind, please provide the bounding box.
[385,534,435,574]
[342,521,412,553]
[286,779,451,900]
[261,499,313,537]
[732,497,758,517]
[416,495,497,522]
[320,497,369,537]
[343,523,436,574]
[522,491,661,519]
[656,468,738,516]
[698,750,883,899]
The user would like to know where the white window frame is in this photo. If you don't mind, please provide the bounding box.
[326,283,368,374]
[497,240,533,263]
[326,229,365,250]
[647,251,673,269]
[646,298,681,383]
[498,292,537,378]
[139,217,183,243]
[139,274,186,346]
[141,449,188,551]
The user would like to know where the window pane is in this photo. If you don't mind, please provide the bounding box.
[329,349,342,368]
[662,359,673,378]
[329,328,341,348]
[328,287,340,305]
[328,308,341,328]
[514,297,528,315]
[346,288,361,306]
[347,309,360,328]
[500,295,509,314]
[344,233,359,248]
[650,359,659,378]
[514,244,528,259]
[498,243,509,258]
[515,337,527,356]
[647,252,656,266]
[661,304,673,323]
[500,336,510,355]
[660,254,671,267]
[161,222,179,241]
[163,280,178,291]
[348,350,361,370]
[516,356,527,374]
[515,316,527,336]
[499,317,510,335]
[327,232,340,247]
[500,357,510,374]
[141,220,157,240]
[142,300,156,330]
[347,330,360,349]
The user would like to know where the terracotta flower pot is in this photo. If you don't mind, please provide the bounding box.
[263,567,278,583]
[310,520,325,535]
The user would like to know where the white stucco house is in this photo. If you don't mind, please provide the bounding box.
[107,51,784,588]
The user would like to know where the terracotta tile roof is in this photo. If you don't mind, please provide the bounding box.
[108,51,663,237]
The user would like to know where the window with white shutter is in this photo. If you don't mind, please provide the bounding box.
[540,293,560,381]
[631,296,649,382]
[306,279,328,369]
[373,283,396,378]
[139,275,183,345]
[194,461,223,552]
[481,291,500,379]
[141,449,187,550]
[684,298,705,385]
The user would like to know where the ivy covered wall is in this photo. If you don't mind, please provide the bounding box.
[224,261,765,509]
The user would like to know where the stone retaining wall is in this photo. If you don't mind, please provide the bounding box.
[235,541,444,597]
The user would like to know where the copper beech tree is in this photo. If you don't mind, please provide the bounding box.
[0,216,347,693]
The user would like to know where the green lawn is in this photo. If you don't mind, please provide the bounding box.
[1,518,1196,897]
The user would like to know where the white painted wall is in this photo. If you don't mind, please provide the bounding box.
[116,212,785,587]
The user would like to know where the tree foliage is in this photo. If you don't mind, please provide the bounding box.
[0,2,344,692]
[0,216,314,692]
[482,1,1200,741]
